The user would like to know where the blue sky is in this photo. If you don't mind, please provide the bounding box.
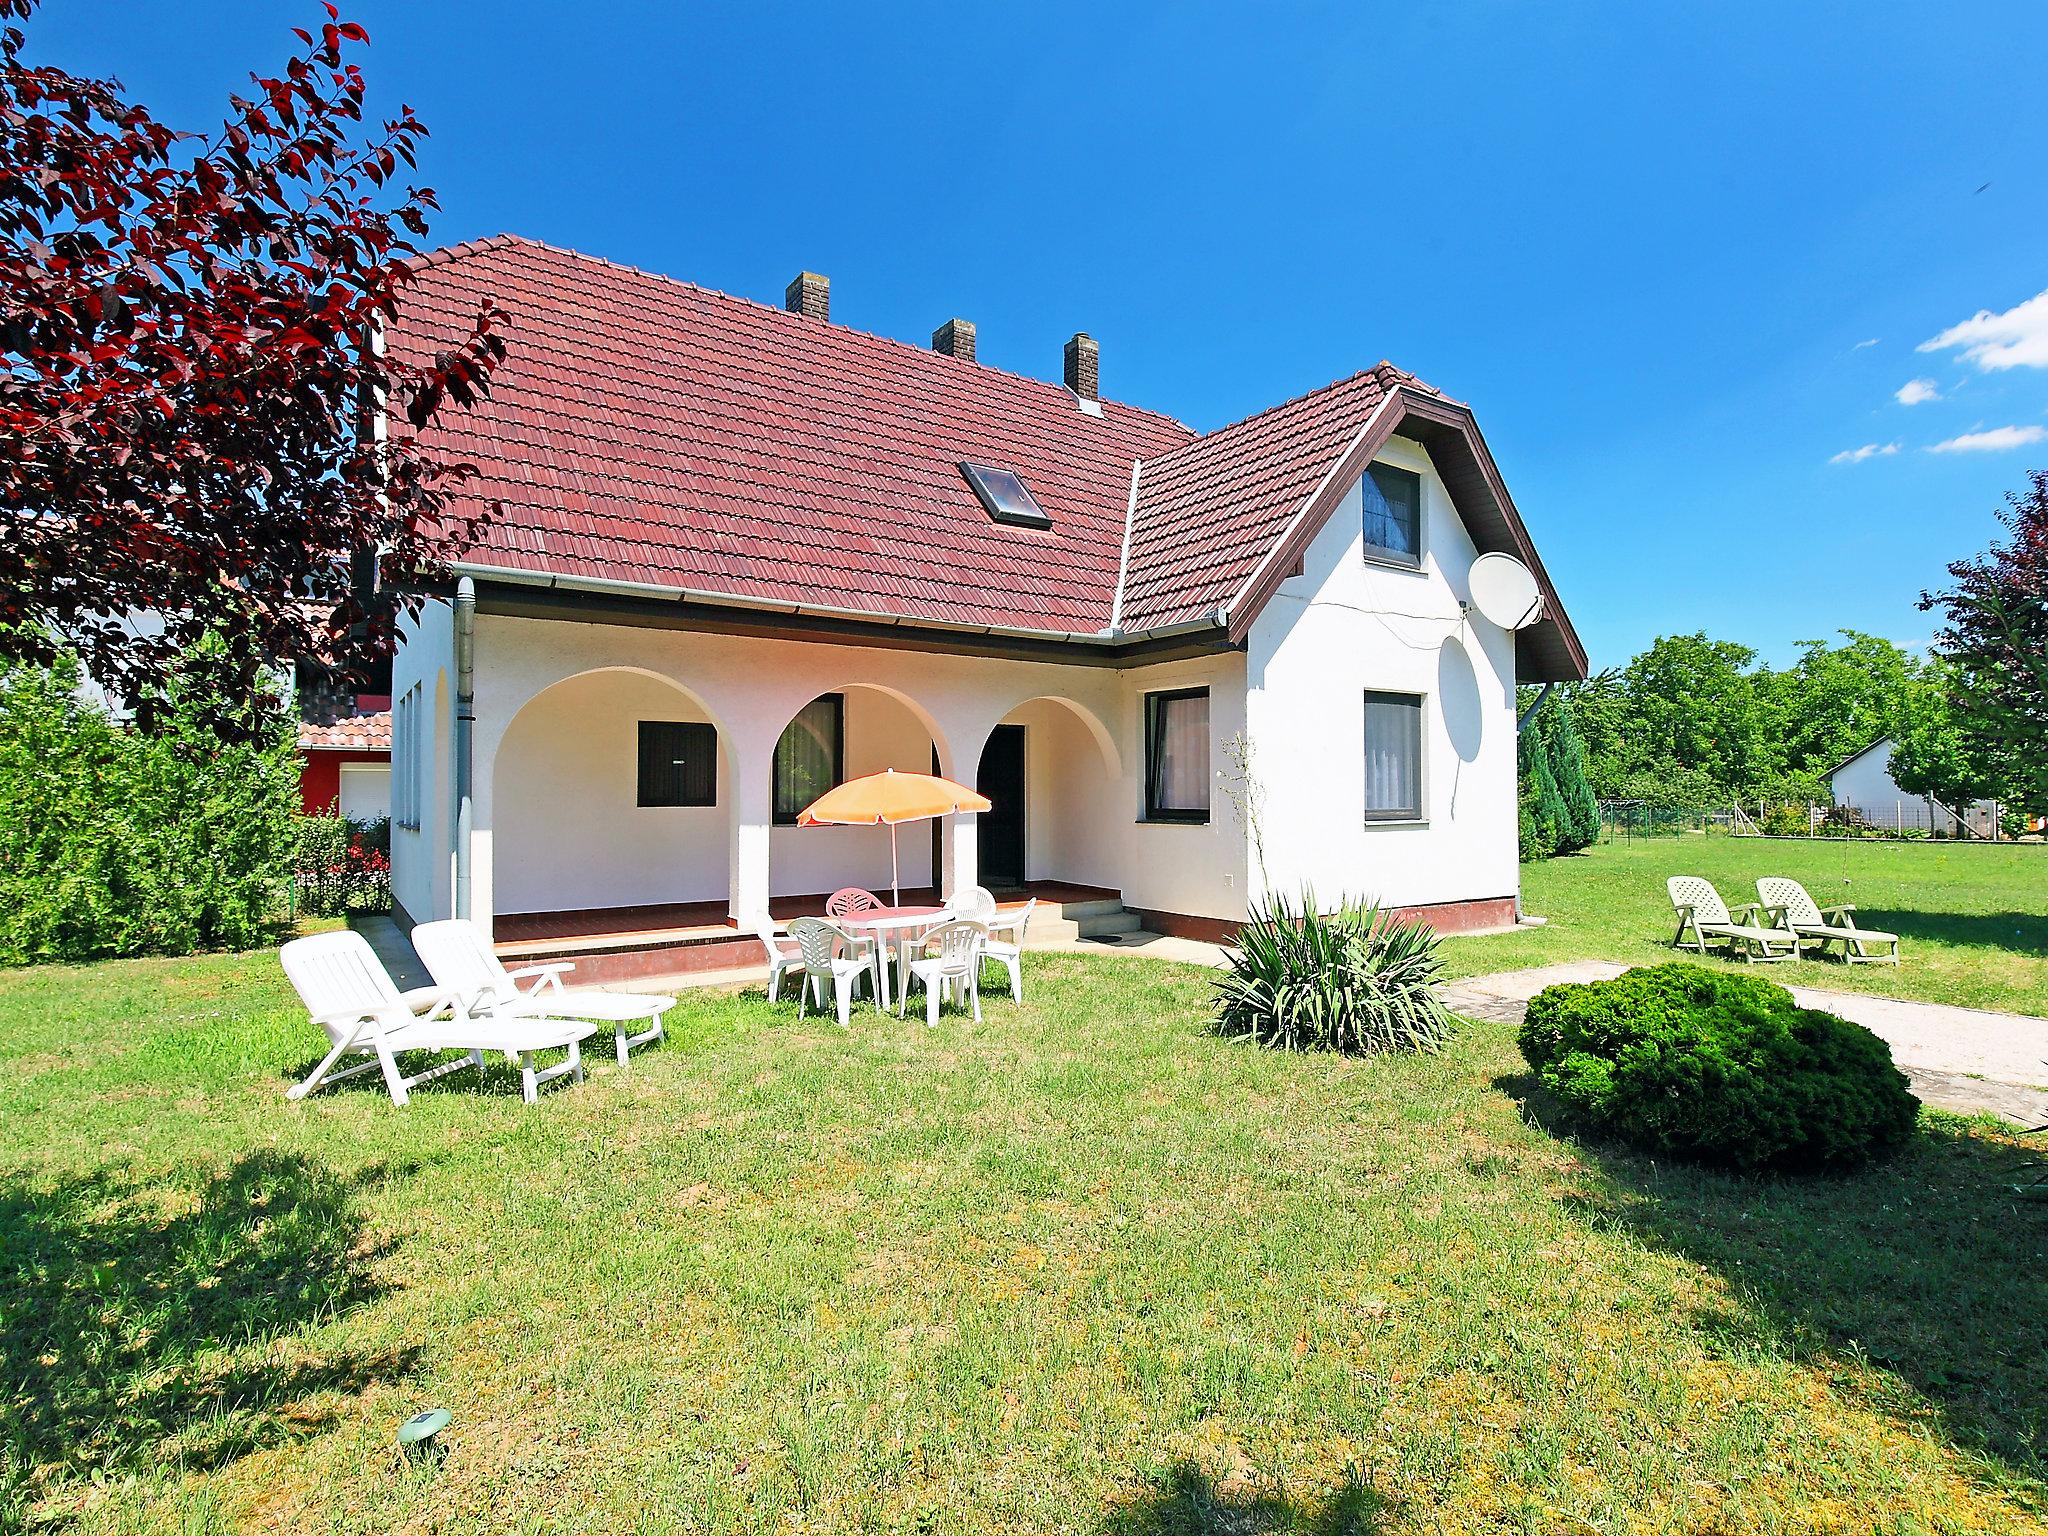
[35,2,2048,669]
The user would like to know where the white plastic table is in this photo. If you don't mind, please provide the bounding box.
[837,905,945,1009]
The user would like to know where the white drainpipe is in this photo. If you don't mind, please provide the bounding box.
[453,577,476,921]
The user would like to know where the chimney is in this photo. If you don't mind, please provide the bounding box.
[1063,332,1099,401]
[784,271,829,322]
[932,317,976,363]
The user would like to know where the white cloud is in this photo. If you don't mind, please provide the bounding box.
[1852,337,1881,350]
[1919,288,2048,370]
[1925,424,2048,454]
[1829,442,1901,464]
[1894,377,1941,405]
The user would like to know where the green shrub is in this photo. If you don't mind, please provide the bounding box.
[0,648,299,964]
[1518,962,1918,1171]
[1541,700,1601,851]
[1216,889,1458,1054]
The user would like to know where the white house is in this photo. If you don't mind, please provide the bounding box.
[1826,738,1995,837]
[383,238,1586,979]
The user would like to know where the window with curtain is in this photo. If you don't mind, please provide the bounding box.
[773,693,844,824]
[638,720,718,807]
[1144,688,1210,822]
[1361,462,1422,567]
[1364,691,1424,821]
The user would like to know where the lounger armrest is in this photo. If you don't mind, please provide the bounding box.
[1759,904,1792,927]
[1728,902,1765,923]
[396,985,461,1018]
[507,962,575,993]
[1820,904,1856,919]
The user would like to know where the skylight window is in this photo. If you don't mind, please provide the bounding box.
[960,462,1050,528]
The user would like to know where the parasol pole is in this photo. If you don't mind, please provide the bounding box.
[889,820,901,906]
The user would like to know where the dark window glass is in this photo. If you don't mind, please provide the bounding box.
[960,461,1051,527]
[1364,692,1423,821]
[1143,689,1210,822]
[638,720,718,807]
[1362,463,1422,566]
[773,693,845,824]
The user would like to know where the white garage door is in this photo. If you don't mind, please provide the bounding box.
[339,763,392,823]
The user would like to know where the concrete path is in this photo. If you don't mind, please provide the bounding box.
[1442,961,2048,1126]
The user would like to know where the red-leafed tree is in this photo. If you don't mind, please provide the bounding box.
[0,0,503,732]
[1919,470,2048,816]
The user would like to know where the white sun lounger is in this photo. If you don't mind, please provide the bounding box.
[410,918,673,1067]
[279,929,595,1105]
[1757,877,1901,965]
[1667,876,1799,962]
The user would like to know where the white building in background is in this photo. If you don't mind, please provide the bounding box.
[1825,737,1997,837]
[381,237,1586,980]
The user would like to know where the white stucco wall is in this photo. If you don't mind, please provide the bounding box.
[1829,741,1961,833]
[389,611,1250,933]
[1245,433,1521,913]
[388,600,455,925]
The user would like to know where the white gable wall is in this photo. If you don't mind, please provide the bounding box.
[1243,433,1521,917]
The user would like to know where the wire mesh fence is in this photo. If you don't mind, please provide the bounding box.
[1597,797,2005,843]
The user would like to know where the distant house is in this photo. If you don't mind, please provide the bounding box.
[291,658,391,819]
[381,237,1586,977]
[1825,738,1995,837]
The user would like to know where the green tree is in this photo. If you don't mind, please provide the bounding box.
[1542,699,1602,851]
[1618,634,1773,797]
[1761,631,1921,787]
[1888,669,1997,817]
[1519,714,1568,858]
[1920,471,2048,816]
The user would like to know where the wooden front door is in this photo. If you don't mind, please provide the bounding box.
[978,725,1026,888]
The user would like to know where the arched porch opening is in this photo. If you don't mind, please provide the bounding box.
[766,682,950,907]
[490,666,735,930]
[976,695,1121,893]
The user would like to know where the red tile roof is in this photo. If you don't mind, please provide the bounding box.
[386,237,1191,635]
[383,236,1583,678]
[299,711,392,752]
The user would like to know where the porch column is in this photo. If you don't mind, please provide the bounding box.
[943,813,978,900]
[728,743,773,927]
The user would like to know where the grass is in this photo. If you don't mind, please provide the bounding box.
[1440,834,2048,1016]
[4,929,2048,1533]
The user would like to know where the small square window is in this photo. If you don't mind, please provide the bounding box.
[638,721,718,807]
[960,462,1050,527]
[1362,462,1422,567]
[1143,688,1210,822]
[1364,692,1424,821]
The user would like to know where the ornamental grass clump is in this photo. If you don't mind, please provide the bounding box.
[1216,889,1458,1054]
[1519,961,1918,1171]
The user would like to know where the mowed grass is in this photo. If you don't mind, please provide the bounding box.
[4,937,2047,1533]
[1441,836,2048,1016]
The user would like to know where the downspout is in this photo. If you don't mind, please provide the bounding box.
[453,577,476,921]
[1513,682,1557,926]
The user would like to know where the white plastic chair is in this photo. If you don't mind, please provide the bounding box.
[279,930,594,1105]
[979,897,1036,1003]
[755,920,803,1002]
[947,884,999,924]
[411,919,672,1067]
[787,917,870,1030]
[822,889,884,994]
[900,918,987,1028]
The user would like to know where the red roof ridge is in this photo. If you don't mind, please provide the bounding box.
[1139,362,1456,473]
[401,232,1196,438]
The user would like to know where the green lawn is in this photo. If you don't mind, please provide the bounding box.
[1441,835,2048,1016]
[4,931,2046,1533]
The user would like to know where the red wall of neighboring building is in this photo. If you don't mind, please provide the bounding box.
[299,750,389,815]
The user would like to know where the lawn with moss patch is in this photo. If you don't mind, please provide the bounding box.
[1442,836,2047,1016]
[2,938,2044,1532]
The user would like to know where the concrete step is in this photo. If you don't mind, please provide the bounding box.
[1075,908,1143,939]
[1023,916,1082,945]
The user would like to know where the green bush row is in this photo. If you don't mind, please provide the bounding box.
[1518,962,1918,1171]
[0,652,301,965]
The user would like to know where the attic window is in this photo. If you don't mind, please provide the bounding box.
[960,462,1050,528]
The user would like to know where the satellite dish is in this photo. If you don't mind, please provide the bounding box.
[1467,553,1544,630]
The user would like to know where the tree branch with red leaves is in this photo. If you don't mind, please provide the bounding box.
[0,0,504,733]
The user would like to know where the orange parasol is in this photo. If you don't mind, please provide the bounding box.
[798,769,992,904]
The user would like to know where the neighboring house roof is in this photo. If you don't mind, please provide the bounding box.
[1823,737,1893,781]
[385,235,1584,679]
[299,710,392,753]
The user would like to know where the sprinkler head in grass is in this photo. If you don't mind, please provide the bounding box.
[397,1408,451,1464]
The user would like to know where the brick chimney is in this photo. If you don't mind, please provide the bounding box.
[784,271,829,322]
[1063,332,1099,401]
[931,317,976,363]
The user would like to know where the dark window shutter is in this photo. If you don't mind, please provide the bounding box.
[638,720,718,807]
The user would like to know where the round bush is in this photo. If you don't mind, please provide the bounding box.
[1517,962,1918,1170]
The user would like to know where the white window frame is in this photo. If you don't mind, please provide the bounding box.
[1360,460,1425,572]
[393,684,423,831]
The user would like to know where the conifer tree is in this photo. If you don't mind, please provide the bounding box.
[1543,699,1602,851]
